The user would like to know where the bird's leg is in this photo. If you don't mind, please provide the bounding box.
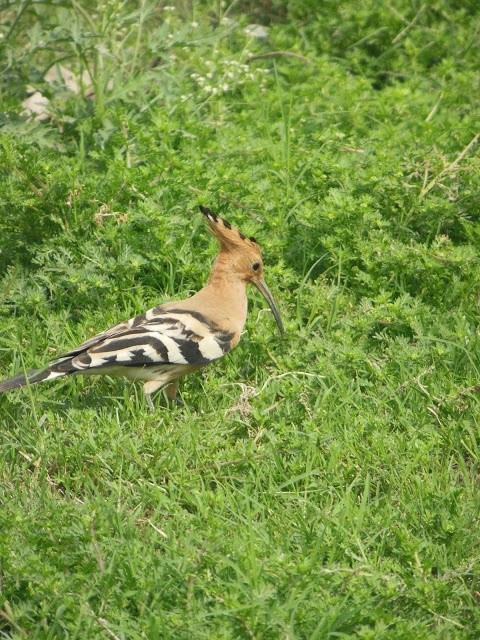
[143,380,165,411]
[164,379,183,406]
[143,379,182,410]
[145,393,155,412]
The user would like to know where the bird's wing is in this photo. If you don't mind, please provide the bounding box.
[56,305,234,371]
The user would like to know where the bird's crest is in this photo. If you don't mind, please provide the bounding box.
[199,205,258,252]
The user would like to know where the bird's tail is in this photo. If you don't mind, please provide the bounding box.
[0,359,76,393]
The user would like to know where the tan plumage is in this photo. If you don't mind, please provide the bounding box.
[0,206,284,408]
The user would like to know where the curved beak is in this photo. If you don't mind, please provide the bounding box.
[254,278,285,335]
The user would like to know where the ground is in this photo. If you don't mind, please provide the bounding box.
[0,1,479,638]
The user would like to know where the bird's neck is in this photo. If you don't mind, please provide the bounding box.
[189,253,248,340]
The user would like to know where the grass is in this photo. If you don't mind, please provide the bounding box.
[1,0,480,637]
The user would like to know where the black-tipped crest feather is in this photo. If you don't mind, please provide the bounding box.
[199,205,258,246]
[199,205,217,221]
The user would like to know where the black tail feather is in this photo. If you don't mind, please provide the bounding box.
[0,369,44,393]
[0,363,74,393]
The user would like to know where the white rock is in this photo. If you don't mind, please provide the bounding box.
[244,24,268,40]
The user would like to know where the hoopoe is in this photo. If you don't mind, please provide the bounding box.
[0,206,284,409]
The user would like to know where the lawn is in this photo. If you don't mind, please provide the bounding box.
[1,1,480,638]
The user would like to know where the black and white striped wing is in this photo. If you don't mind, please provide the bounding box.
[56,306,234,372]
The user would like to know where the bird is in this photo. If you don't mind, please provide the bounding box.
[0,205,284,409]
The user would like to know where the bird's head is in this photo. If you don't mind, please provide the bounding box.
[199,205,284,335]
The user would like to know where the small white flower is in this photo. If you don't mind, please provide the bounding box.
[221,17,237,28]
[190,21,199,28]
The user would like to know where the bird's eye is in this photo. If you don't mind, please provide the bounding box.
[252,262,261,271]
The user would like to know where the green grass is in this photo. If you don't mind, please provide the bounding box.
[1,0,480,637]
